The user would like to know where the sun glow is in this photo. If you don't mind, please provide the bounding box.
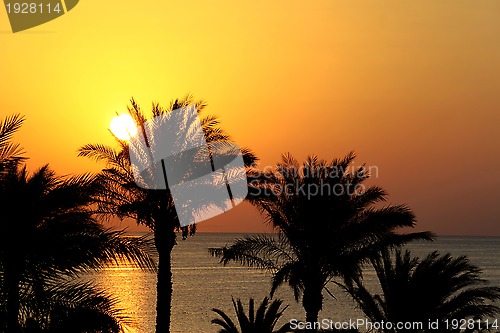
[110,114,138,141]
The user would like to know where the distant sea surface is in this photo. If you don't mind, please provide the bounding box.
[88,234,500,333]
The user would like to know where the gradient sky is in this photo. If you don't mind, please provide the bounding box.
[1,0,499,235]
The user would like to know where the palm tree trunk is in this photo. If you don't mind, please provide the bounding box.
[154,223,176,333]
[5,260,21,333]
[302,284,323,333]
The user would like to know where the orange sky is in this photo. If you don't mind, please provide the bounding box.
[1,0,499,235]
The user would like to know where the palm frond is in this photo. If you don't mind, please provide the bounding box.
[347,248,500,328]
[0,114,24,146]
[209,235,293,271]
[212,298,291,333]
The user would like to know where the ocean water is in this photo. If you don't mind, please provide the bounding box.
[90,234,500,333]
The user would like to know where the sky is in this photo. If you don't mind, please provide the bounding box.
[1,0,499,235]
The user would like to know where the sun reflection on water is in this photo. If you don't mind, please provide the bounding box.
[92,266,157,333]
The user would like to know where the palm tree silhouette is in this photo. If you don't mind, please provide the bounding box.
[211,297,292,333]
[0,164,156,333]
[210,153,433,332]
[346,248,500,333]
[78,96,258,333]
[0,114,155,332]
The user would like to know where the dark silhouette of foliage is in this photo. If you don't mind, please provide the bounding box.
[345,248,500,333]
[0,114,155,332]
[78,95,258,333]
[0,164,155,333]
[211,153,433,332]
[0,114,25,172]
[211,297,292,333]
[18,280,130,333]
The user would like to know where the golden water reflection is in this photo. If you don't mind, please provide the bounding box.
[92,267,157,333]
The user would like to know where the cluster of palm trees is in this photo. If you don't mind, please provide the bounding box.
[2,95,499,333]
[209,155,500,332]
[346,249,500,332]
[0,114,156,332]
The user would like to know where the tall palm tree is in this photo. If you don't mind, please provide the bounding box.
[0,164,156,333]
[210,153,433,332]
[0,114,25,171]
[78,96,258,333]
[346,249,500,332]
[211,297,292,333]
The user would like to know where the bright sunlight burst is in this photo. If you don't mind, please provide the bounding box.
[110,114,138,140]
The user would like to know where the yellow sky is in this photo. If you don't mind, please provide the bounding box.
[1,0,499,235]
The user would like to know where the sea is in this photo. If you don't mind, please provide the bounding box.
[88,234,500,333]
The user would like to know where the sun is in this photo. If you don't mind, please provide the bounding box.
[110,114,138,140]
